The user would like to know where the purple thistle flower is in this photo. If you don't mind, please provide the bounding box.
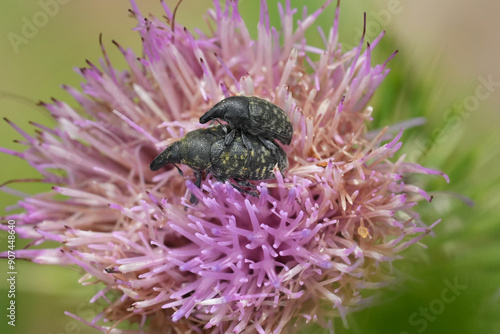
[1,0,449,333]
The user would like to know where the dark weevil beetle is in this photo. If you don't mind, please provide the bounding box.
[199,96,293,152]
[150,125,288,204]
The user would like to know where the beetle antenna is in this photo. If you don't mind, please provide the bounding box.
[173,163,183,176]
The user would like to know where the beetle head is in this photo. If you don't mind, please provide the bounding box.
[199,100,226,124]
[149,142,182,171]
[221,96,249,128]
[199,96,250,128]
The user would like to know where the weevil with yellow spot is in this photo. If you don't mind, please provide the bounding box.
[150,125,288,204]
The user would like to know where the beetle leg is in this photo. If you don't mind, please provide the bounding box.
[211,118,226,129]
[224,129,236,145]
[228,182,245,195]
[189,193,198,205]
[213,177,245,195]
[189,171,203,205]
[214,177,246,196]
[173,163,183,176]
[194,171,203,188]
[234,178,256,189]
[258,136,278,153]
[210,141,225,166]
[241,132,254,151]
[234,178,259,197]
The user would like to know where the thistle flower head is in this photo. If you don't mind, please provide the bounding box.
[1,0,448,333]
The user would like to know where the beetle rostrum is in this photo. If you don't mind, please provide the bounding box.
[150,124,288,204]
[199,96,293,151]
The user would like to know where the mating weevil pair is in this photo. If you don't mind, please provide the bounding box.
[150,96,293,204]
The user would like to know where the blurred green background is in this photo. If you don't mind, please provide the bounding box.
[1,0,499,333]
